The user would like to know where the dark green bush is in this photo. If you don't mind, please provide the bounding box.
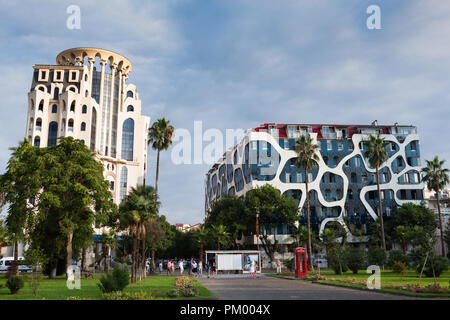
[346,247,366,274]
[283,258,295,272]
[367,246,387,267]
[387,250,408,268]
[327,247,348,275]
[97,266,130,293]
[6,276,24,294]
[415,255,449,278]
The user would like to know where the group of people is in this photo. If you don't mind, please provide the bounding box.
[158,259,217,278]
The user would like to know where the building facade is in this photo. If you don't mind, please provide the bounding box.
[25,47,150,206]
[425,188,450,255]
[205,123,424,243]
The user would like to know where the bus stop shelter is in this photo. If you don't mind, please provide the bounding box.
[205,250,262,274]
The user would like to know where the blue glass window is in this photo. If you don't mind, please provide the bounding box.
[47,121,58,146]
[52,104,57,113]
[121,118,134,161]
[126,91,133,98]
[82,105,87,113]
[53,87,59,100]
[127,105,134,112]
[119,166,128,202]
[34,136,40,147]
[81,122,86,131]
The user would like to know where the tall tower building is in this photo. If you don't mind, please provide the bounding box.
[25,47,150,204]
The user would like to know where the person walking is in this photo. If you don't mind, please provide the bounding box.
[159,261,163,274]
[179,259,184,275]
[188,258,192,276]
[171,260,175,275]
[192,260,198,278]
[198,260,203,277]
[205,260,210,278]
[167,260,171,276]
[211,261,216,278]
[250,260,256,279]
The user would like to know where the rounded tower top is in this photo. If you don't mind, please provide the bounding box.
[56,47,133,76]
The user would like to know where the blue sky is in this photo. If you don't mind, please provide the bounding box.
[0,0,449,224]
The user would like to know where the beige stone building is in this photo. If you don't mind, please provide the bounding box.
[25,47,150,206]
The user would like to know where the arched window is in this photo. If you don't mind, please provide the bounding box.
[36,118,42,131]
[80,139,85,145]
[81,122,86,131]
[68,119,74,132]
[121,118,134,161]
[119,166,128,202]
[52,104,58,113]
[127,105,134,112]
[82,105,87,113]
[70,101,75,112]
[38,86,45,92]
[29,117,34,131]
[34,136,40,147]
[47,122,58,146]
[53,87,59,100]
[126,90,133,98]
[38,100,44,112]
[90,108,97,152]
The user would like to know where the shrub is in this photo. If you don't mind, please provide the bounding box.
[283,258,295,272]
[346,247,366,274]
[97,266,130,293]
[367,246,387,267]
[387,250,408,268]
[174,276,199,297]
[102,291,152,300]
[415,255,449,278]
[6,276,24,294]
[327,247,348,275]
[392,261,408,275]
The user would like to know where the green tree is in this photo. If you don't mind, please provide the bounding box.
[363,134,389,251]
[0,139,42,275]
[119,185,160,282]
[294,135,319,271]
[194,226,209,262]
[421,156,450,257]
[212,224,230,250]
[145,217,167,272]
[23,246,49,296]
[147,118,175,194]
[245,185,298,262]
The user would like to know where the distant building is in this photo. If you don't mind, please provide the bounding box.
[424,188,450,255]
[176,223,202,233]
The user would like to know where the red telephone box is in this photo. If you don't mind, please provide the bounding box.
[295,247,307,277]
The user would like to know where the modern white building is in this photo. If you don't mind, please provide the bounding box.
[26,47,150,205]
[205,123,424,245]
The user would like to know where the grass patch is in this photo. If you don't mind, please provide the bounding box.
[0,274,215,300]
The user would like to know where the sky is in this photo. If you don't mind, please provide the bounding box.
[0,0,449,225]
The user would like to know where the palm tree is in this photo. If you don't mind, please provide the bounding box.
[294,135,319,271]
[422,156,449,257]
[212,224,230,250]
[363,134,389,251]
[101,230,117,272]
[148,118,175,194]
[195,226,208,262]
[119,185,160,282]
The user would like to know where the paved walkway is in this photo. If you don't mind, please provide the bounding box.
[198,274,417,300]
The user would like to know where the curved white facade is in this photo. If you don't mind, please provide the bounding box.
[25,48,150,205]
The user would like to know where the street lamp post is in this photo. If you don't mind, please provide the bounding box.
[256,210,260,251]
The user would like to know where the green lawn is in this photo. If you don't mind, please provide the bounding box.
[0,274,215,300]
[268,270,450,298]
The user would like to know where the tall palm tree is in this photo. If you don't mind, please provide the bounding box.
[422,156,449,257]
[212,224,230,250]
[195,226,208,262]
[363,134,389,251]
[148,118,175,194]
[294,135,319,271]
[119,185,160,282]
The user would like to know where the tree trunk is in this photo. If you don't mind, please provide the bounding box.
[155,149,160,194]
[305,169,314,272]
[402,240,407,255]
[66,230,73,280]
[376,166,386,251]
[436,195,447,257]
[132,234,138,283]
[151,250,156,273]
[199,243,204,263]
[12,241,19,276]
[104,246,110,272]
[81,247,87,272]
[141,237,146,279]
